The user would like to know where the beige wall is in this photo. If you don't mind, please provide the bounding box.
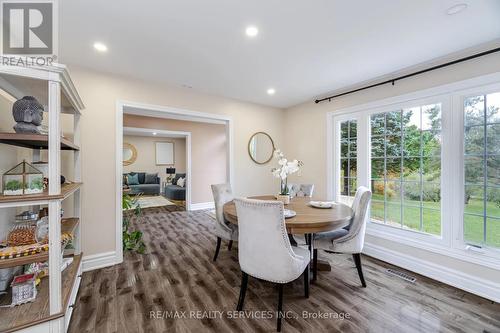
[124,115,227,203]
[123,135,187,179]
[69,65,284,257]
[284,53,500,286]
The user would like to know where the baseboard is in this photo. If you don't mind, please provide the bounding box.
[82,251,117,272]
[190,201,215,211]
[363,242,500,303]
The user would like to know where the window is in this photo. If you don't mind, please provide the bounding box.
[464,92,500,248]
[330,77,500,259]
[369,104,442,235]
[339,120,357,203]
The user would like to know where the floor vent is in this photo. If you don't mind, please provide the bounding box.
[385,269,416,283]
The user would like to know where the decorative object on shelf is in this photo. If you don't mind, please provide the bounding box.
[248,132,275,164]
[2,160,44,195]
[271,149,303,205]
[12,96,44,134]
[123,142,137,166]
[0,267,22,292]
[36,217,49,244]
[7,225,37,246]
[10,273,37,306]
[166,167,176,183]
[15,211,38,224]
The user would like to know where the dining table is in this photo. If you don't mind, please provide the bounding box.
[223,195,354,281]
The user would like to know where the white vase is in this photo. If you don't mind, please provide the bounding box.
[276,194,290,205]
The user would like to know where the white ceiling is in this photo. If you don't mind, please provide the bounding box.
[59,0,500,108]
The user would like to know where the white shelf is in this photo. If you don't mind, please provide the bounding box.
[0,63,84,333]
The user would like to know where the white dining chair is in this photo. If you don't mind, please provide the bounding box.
[287,183,314,198]
[313,186,372,287]
[211,184,238,261]
[234,198,310,332]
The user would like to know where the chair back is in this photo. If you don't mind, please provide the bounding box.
[211,184,235,239]
[234,198,307,283]
[287,183,314,198]
[332,186,371,253]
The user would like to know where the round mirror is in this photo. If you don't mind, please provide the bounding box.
[248,132,275,164]
[123,143,137,166]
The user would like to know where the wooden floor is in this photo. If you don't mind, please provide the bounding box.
[69,207,500,333]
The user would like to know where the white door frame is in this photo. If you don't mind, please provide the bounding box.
[115,100,234,264]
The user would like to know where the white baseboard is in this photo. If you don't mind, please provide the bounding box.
[190,201,215,211]
[82,251,117,272]
[363,242,500,303]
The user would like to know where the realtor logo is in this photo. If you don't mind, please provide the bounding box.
[2,1,53,55]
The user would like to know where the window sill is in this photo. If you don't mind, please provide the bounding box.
[366,222,500,271]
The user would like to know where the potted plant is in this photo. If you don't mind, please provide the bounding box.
[271,149,303,205]
[26,177,44,194]
[4,179,23,196]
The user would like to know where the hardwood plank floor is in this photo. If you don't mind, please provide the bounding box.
[69,207,500,332]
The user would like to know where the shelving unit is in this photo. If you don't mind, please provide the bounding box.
[0,63,84,333]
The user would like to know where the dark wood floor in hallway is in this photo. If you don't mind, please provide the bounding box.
[68,207,500,333]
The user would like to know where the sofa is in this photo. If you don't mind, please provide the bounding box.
[124,172,161,195]
[164,173,186,201]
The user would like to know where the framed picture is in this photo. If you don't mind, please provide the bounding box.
[155,141,174,165]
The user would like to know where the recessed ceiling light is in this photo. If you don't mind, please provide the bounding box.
[446,3,468,15]
[93,42,108,52]
[152,132,157,136]
[267,88,276,95]
[245,26,259,37]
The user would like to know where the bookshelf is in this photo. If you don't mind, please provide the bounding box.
[0,63,84,333]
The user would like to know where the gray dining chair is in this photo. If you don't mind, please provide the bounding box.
[211,184,238,261]
[287,183,314,198]
[313,186,372,286]
[234,198,310,332]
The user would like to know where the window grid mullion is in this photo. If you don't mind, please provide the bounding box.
[483,95,488,244]
[419,106,424,232]
[400,110,404,229]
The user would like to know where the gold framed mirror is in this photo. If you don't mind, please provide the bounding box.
[248,132,275,165]
[123,143,137,166]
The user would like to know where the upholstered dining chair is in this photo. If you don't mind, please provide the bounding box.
[287,183,314,198]
[211,184,238,262]
[234,198,311,332]
[313,186,372,287]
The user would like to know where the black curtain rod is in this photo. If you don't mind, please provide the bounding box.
[315,47,500,104]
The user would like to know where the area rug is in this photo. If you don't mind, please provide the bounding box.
[135,195,175,209]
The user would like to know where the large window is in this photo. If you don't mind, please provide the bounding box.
[369,104,442,235]
[331,80,500,255]
[340,120,357,200]
[464,92,500,248]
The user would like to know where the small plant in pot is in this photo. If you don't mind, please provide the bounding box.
[25,177,44,194]
[271,149,303,205]
[4,179,23,196]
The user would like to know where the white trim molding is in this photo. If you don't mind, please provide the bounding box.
[190,201,215,211]
[82,251,117,272]
[363,243,500,303]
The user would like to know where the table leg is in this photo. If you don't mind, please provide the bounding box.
[306,234,315,283]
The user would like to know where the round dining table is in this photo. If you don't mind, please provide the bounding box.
[223,195,354,281]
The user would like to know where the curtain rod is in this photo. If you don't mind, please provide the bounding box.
[315,47,500,104]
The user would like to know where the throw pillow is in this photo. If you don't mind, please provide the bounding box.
[177,177,185,188]
[127,173,139,185]
[144,173,158,184]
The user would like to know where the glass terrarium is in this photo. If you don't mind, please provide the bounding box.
[2,160,44,196]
